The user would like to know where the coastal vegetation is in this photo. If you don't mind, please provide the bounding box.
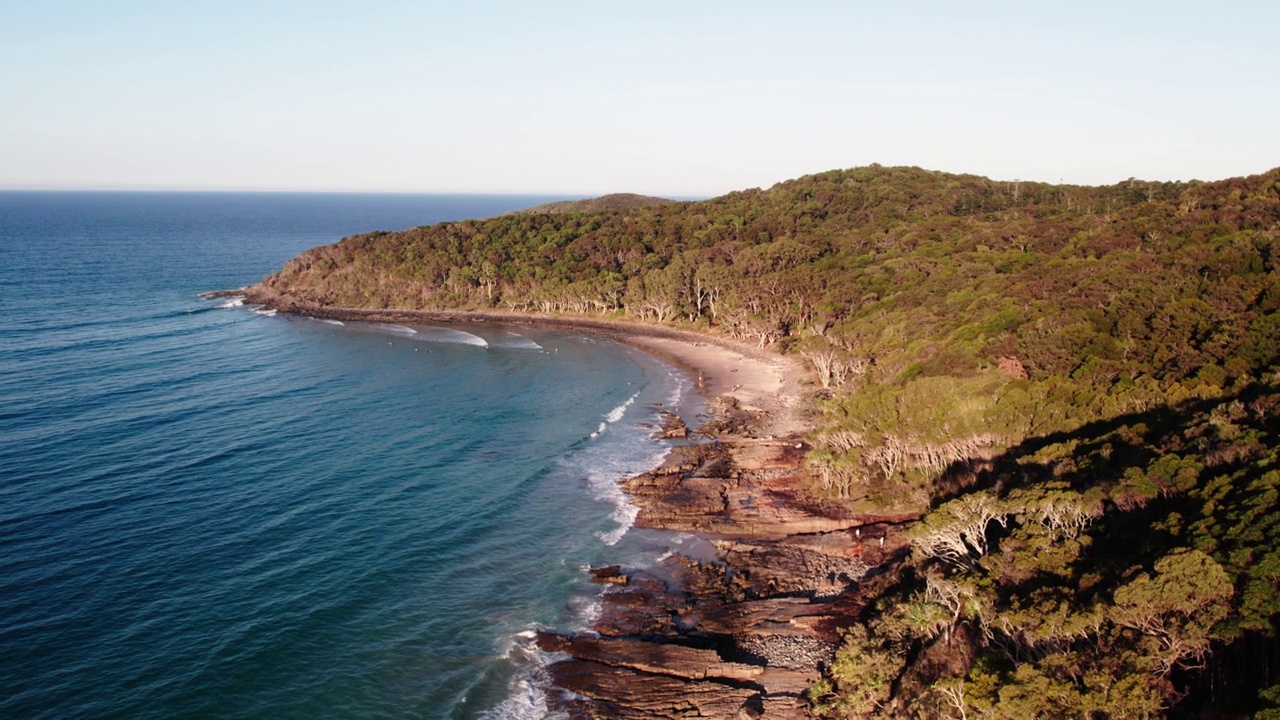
[251,165,1280,717]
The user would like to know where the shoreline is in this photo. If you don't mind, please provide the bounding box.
[230,296,809,436]
[227,295,915,717]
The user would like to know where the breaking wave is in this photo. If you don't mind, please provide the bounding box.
[418,327,489,347]
[491,332,543,350]
[477,632,556,720]
[604,391,639,424]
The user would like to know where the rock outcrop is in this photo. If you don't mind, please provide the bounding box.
[542,405,915,718]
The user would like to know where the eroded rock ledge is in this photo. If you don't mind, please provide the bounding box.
[542,411,916,719]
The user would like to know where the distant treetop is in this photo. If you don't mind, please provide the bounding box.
[519,193,678,214]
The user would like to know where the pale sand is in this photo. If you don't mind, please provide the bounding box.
[621,335,811,437]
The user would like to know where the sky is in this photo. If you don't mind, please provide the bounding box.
[1,0,1276,196]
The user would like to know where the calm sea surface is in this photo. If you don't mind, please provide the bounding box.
[0,193,696,718]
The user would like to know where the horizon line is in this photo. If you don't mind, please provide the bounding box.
[0,186,717,201]
[1,162,1274,198]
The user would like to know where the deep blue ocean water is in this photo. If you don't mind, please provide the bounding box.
[0,193,697,718]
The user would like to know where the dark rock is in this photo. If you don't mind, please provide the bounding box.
[548,660,759,719]
[536,377,918,717]
[654,411,688,439]
[590,565,630,586]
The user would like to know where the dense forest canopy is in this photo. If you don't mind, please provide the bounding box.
[253,165,1280,717]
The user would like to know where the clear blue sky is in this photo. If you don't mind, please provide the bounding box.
[2,0,1275,195]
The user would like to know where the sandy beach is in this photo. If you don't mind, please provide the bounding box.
[619,335,808,436]
[623,336,784,405]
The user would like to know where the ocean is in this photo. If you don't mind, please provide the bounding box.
[0,192,698,718]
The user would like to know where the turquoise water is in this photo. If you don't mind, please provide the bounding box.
[0,193,695,718]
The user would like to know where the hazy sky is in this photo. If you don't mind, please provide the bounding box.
[2,1,1276,195]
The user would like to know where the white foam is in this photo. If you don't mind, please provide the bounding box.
[251,308,277,317]
[477,677,550,720]
[495,332,543,350]
[496,629,540,660]
[604,392,639,424]
[559,376,687,545]
[375,323,417,335]
[597,501,639,546]
[561,361,693,546]
[478,632,559,720]
[666,368,687,406]
[477,596,610,717]
[419,327,489,347]
[316,318,344,326]
[583,445,667,546]
[217,297,244,308]
[566,595,603,631]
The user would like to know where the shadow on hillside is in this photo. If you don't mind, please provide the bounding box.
[926,381,1280,716]
[934,382,1279,503]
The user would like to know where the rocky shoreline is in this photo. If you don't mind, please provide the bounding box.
[538,412,914,719]
[213,291,918,718]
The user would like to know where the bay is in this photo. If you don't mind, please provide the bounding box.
[0,192,693,718]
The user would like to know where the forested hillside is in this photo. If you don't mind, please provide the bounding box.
[251,165,1280,716]
[519,192,676,214]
